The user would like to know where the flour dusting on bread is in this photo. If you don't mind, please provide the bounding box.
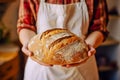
[28,28,88,65]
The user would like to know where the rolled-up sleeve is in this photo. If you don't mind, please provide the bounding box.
[88,0,109,41]
[17,0,39,33]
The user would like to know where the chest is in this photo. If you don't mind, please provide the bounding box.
[36,0,93,21]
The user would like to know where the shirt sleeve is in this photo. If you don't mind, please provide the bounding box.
[17,0,39,33]
[88,0,109,41]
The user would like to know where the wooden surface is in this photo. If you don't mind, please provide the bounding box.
[0,43,19,64]
[0,55,19,80]
[0,43,20,80]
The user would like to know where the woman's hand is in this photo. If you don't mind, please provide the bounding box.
[62,31,104,68]
[19,29,53,67]
[62,44,96,68]
[62,59,88,68]
[87,44,96,57]
[22,43,33,56]
[22,43,53,67]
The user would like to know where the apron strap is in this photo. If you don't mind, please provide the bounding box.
[41,0,45,2]
[81,0,85,2]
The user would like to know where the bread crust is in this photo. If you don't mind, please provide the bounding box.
[49,36,78,52]
[28,28,89,65]
[40,28,67,40]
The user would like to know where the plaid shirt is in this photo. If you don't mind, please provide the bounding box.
[17,0,109,40]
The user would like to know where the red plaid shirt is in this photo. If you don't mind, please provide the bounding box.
[17,0,109,40]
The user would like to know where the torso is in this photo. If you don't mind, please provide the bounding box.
[24,0,99,80]
[36,0,89,39]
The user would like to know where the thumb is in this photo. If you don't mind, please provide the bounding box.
[88,45,96,57]
[22,45,33,56]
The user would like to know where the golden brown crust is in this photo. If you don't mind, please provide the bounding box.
[40,28,67,40]
[28,34,42,52]
[48,36,71,49]
[28,28,89,65]
[49,36,79,52]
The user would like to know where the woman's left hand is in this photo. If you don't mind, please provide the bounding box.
[62,44,96,68]
[87,44,96,57]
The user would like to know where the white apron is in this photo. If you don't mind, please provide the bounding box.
[24,0,99,80]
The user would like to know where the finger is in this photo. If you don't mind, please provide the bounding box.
[65,63,81,68]
[88,46,96,56]
[62,65,71,68]
[62,59,88,68]
[22,46,33,56]
[89,49,96,56]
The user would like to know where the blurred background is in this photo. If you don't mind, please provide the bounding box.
[0,0,120,80]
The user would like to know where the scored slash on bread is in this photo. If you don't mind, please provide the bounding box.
[28,28,89,65]
[49,36,78,51]
[40,28,67,40]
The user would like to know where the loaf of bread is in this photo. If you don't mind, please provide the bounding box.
[28,28,89,65]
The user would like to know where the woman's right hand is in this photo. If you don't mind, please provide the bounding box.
[19,29,53,66]
[22,43,33,56]
[22,43,53,67]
